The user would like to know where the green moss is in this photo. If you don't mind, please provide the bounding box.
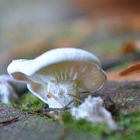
[61,112,107,136]
[12,92,140,140]
[107,111,140,140]
[13,92,48,111]
[61,111,140,140]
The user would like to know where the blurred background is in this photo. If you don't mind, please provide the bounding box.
[0,0,140,73]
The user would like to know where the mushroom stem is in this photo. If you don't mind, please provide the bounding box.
[46,81,79,108]
[68,94,82,105]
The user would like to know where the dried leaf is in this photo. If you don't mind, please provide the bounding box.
[121,40,140,55]
[119,63,140,76]
[107,63,140,81]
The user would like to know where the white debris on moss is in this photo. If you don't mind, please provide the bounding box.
[70,96,118,130]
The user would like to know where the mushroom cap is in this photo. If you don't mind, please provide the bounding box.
[7,48,106,106]
[7,48,101,76]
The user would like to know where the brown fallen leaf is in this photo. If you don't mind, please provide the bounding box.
[119,63,140,76]
[121,40,140,55]
[107,63,140,81]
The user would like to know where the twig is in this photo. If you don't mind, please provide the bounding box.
[0,117,19,126]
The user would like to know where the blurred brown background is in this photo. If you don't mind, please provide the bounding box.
[0,0,140,73]
[72,0,140,17]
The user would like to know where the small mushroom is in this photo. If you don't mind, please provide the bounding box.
[7,48,106,108]
[0,75,18,104]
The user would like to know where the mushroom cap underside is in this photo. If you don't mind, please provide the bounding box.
[8,61,106,93]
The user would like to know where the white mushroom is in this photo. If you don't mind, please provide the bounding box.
[0,75,18,104]
[7,48,106,108]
